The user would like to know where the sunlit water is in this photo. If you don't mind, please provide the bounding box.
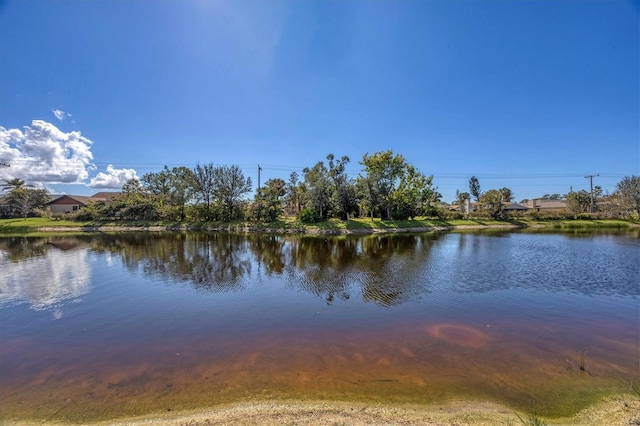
[1,231,638,423]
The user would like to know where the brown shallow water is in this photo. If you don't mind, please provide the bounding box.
[1,232,639,423]
[2,317,636,423]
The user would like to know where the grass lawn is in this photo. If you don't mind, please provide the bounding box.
[307,217,508,231]
[519,219,634,229]
[0,216,636,235]
[0,217,91,233]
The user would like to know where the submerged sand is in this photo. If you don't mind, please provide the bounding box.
[7,396,639,426]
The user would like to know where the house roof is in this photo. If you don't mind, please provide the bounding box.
[503,202,528,211]
[47,194,108,206]
[90,192,120,201]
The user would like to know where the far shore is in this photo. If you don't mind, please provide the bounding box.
[1,217,638,235]
[34,223,526,234]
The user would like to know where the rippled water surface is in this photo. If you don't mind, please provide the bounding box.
[1,231,638,423]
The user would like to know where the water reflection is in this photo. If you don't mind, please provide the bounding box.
[0,231,638,312]
[0,237,91,318]
[119,233,252,291]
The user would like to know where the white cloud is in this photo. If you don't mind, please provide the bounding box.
[52,109,72,121]
[89,164,138,189]
[0,120,95,185]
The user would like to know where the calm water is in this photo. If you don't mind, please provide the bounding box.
[1,231,638,423]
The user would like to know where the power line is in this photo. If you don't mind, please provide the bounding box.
[0,158,631,179]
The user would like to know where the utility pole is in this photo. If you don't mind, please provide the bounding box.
[585,173,599,213]
[257,165,262,192]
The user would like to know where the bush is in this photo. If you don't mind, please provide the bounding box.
[298,208,319,224]
[50,212,67,221]
[522,209,571,221]
[442,210,464,220]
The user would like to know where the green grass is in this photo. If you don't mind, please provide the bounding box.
[1,216,637,235]
[307,217,508,231]
[0,217,91,234]
[519,219,633,229]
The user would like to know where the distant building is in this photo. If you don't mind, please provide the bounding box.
[46,192,120,214]
[449,201,528,213]
[523,199,567,211]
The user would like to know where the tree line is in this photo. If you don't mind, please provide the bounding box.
[453,175,640,220]
[73,150,442,222]
[1,150,639,221]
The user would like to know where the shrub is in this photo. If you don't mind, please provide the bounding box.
[442,210,463,220]
[298,207,320,224]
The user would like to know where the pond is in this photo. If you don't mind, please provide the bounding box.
[1,230,638,423]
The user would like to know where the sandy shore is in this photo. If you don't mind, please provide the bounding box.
[8,396,639,425]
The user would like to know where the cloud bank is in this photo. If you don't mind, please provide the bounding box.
[0,120,94,184]
[0,120,137,190]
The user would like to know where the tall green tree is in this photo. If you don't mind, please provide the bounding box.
[499,187,514,203]
[479,189,506,220]
[194,163,216,220]
[566,190,592,214]
[390,165,439,219]
[170,166,197,221]
[615,175,640,216]
[469,176,481,202]
[251,178,285,222]
[456,190,470,217]
[4,187,49,218]
[284,171,300,215]
[213,165,252,221]
[141,167,173,199]
[359,150,407,220]
[302,161,332,221]
[122,177,143,195]
[141,166,198,220]
[327,154,357,220]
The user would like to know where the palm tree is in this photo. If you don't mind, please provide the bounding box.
[1,178,32,193]
[499,187,514,203]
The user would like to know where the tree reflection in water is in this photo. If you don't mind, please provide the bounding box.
[3,231,637,303]
[114,233,252,291]
[0,232,445,305]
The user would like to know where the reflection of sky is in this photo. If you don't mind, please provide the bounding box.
[0,248,91,318]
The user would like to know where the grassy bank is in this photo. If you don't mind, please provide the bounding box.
[0,216,637,235]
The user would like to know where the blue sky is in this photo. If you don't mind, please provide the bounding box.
[1,0,638,202]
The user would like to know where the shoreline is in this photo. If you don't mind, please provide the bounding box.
[7,396,640,425]
[1,217,637,236]
[33,223,522,234]
[19,221,639,235]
